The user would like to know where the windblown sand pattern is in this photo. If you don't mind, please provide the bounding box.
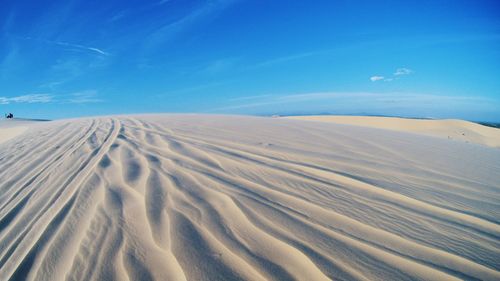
[0,115,499,280]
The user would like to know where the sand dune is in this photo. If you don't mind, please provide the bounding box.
[0,121,29,145]
[284,115,500,148]
[0,127,26,145]
[0,115,499,280]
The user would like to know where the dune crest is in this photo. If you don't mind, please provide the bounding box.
[0,115,499,280]
[285,115,500,148]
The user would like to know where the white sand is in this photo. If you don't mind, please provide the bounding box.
[0,123,28,145]
[285,115,500,148]
[0,115,498,280]
[0,127,27,144]
[0,119,47,145]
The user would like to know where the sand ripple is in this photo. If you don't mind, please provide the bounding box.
[0,115,498,280]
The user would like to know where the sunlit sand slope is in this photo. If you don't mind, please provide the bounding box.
[0,127,27,145]
[0,121,29,145]
[0,115,499,281]
[285,115,500,148]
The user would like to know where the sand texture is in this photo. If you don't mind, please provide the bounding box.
[0,127,27,145]
[0,115,499,280]
[0,122,28,145]
[285,115,500,148]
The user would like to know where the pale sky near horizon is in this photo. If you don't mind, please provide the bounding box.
[1,0,499,121]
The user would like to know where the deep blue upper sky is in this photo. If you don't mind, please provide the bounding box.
[1,0,499,121]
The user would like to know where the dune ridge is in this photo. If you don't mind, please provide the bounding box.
[0,115,499,280]
[284,115,500,148]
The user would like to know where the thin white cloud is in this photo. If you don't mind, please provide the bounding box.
[146,0,239,49]
[0,91,103,105]
[39,81,65,90]
[53,41,110,56]
[394,68,413,76]
[229,94,272,101]
[370,76,385,82]
[0,94,54,104]
[86,47,109,56]
[209,91,498,114]
[248,44,381,70]
[20,36,110,56]
[371,67,413,82]
[65,90,103,104]
[157,81,231,97]
[250,52,318,69]
[212,92,376,111]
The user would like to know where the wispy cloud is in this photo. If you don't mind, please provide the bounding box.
[370,76,385,82]
[0,91,103,105]
[212,92,376,111]
[394,68,413,76]
[21,36,110,56]
[50,40,110,56]
[0,94,54,104]
[371,67,413,82]
[64,90,103,104]
[229,94,272,101]
[39,81,65,90]
[250,52,318,69]
[209,91,498,114]
[247,43,381,70]
[157,81,231,97]
[145,0,239,50]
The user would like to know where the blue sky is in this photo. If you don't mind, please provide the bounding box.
[1,0,500,121]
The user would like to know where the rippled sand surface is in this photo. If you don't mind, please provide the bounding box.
[285,115,500,148]
[0,115,499,280]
